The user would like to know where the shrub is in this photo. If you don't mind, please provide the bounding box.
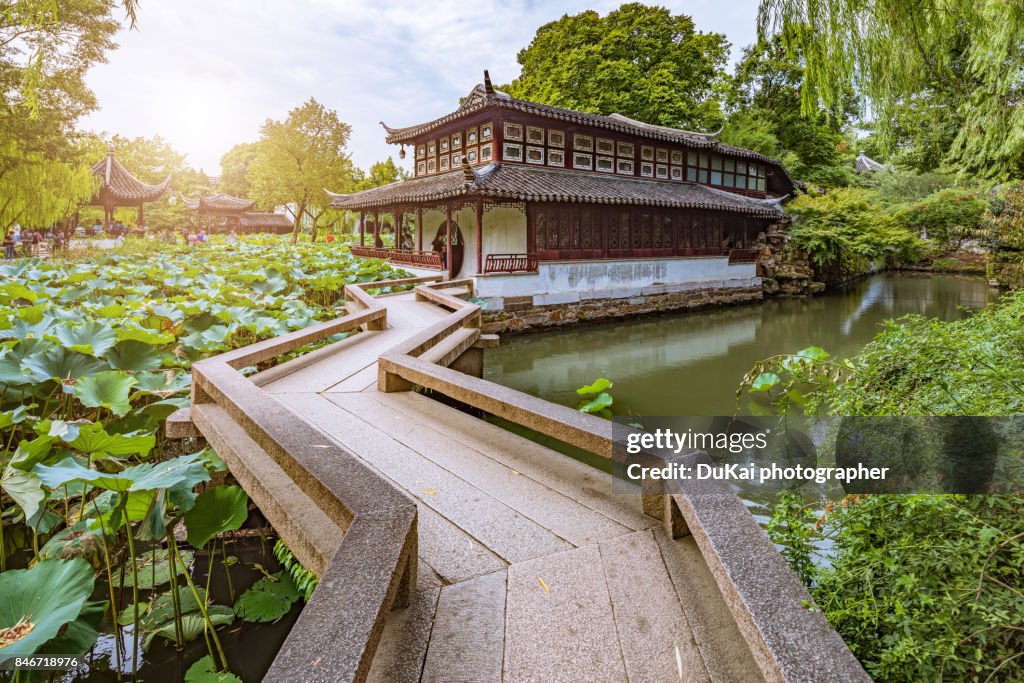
[785,188,924,268]
[895,187,987,249]
[770,495,1024,683]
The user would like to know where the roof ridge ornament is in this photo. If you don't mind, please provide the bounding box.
[483,70,494,95]
[462,159,477,185]
[379,121,397,134]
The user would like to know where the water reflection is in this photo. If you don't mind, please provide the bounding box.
[485,274,996,417]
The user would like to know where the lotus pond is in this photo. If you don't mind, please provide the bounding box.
[0,236,409,681]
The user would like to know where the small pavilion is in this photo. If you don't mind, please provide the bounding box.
[90,146,171,228]
[181,193,256,232]
[238,212,293,235]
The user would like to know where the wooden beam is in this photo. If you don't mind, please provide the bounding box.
[445,203,453,277]
[416,208,423,251]
[476,199,483,275]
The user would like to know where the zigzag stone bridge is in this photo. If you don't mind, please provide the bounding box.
[169,276,870,683]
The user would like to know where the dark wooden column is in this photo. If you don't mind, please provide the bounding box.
[445,203,453,277]
[137,205,144,226]
[373,210,380,248]
[359,211,365,246]
[396,210,404,250]
[416,209,423,251]
[475,199,483,274]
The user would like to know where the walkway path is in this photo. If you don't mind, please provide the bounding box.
[249,290,762,682]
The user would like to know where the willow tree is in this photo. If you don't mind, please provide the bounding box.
[0,146,96,232]
[758,0,1024,176]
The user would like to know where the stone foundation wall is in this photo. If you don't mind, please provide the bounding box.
[758,219,826,296]
[481,285,762,334]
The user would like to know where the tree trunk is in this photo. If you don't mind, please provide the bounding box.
[291,202,305,245]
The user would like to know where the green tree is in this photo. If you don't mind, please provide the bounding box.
[355,157,407,191]
[0,1,120,232]
[247,98,357,243]
[505,3,729,131]
[722,34,856,187]
[758,0,1024,177]
[219,142,258,198]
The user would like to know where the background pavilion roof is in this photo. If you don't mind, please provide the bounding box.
[239,212,292,229]
[180,193,256,213]
[90,149,171,205]
[855,152,887,173]
[327,162,785,218]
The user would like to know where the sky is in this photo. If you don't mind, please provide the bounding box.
[80,0,763,177]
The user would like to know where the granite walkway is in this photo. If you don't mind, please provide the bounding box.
[253,291,762,682]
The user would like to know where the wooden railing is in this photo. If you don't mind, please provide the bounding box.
[728,248,760,264]
[188,275,442,683]
[483,253,538,273]
[349,245,444,270]
[349,245,392,260]
[388,249,443,270]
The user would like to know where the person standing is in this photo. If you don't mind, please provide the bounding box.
[3,231,14,259]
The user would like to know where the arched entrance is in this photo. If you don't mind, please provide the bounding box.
[431,220,464,276]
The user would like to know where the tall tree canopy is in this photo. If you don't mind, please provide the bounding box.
[722,34,855,187]
[758,0,1024,176]
[219,142,259,198]
[505,3,729,131]
[248,98,357,242]
[355,157,407,191]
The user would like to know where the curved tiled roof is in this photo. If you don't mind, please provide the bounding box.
[90,149,171,205]
[239,212,292,229]
[328,162,785,218]
[180,193,256,213]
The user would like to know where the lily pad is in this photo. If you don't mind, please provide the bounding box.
[184,485,249,549]
[74,370,137,416]
[185,655,242,682]
[233,572,301,623]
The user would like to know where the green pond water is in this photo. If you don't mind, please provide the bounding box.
[484,273,998,520]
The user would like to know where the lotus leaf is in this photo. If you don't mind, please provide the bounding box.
[0,464,45,520]
[39,521,109,569]
[112,549,194,590]
[0,559,96,656]
[184,485,249,548]
[106,340,164,372]
[185,655,243,682]
[115,324,175,345]
[233,571,301,622]
[576,377,613,395]
[34,451,210,493]
[67,422,155,457]
[22,346,108,382]
[52,322,117,357]
[73,370,137,416]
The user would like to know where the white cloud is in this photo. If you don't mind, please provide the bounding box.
[80,0,761,176]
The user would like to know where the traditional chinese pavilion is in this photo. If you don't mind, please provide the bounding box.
[181,193,255,232]
[180,194,293,234]
[328,71,795,318]
[90,147,171,228]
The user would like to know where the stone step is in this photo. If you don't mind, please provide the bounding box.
[416,327,479,367]
[190,403,343,575]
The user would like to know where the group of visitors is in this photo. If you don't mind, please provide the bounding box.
[89,219,147,237]
[3,227,62,259]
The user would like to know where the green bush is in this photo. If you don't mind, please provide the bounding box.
[785,188,924,268]
[896,188,987,249]
[770,495,1024,682]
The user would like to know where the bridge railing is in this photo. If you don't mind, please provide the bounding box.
[189,274,441,683]
[376,279,871,683]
